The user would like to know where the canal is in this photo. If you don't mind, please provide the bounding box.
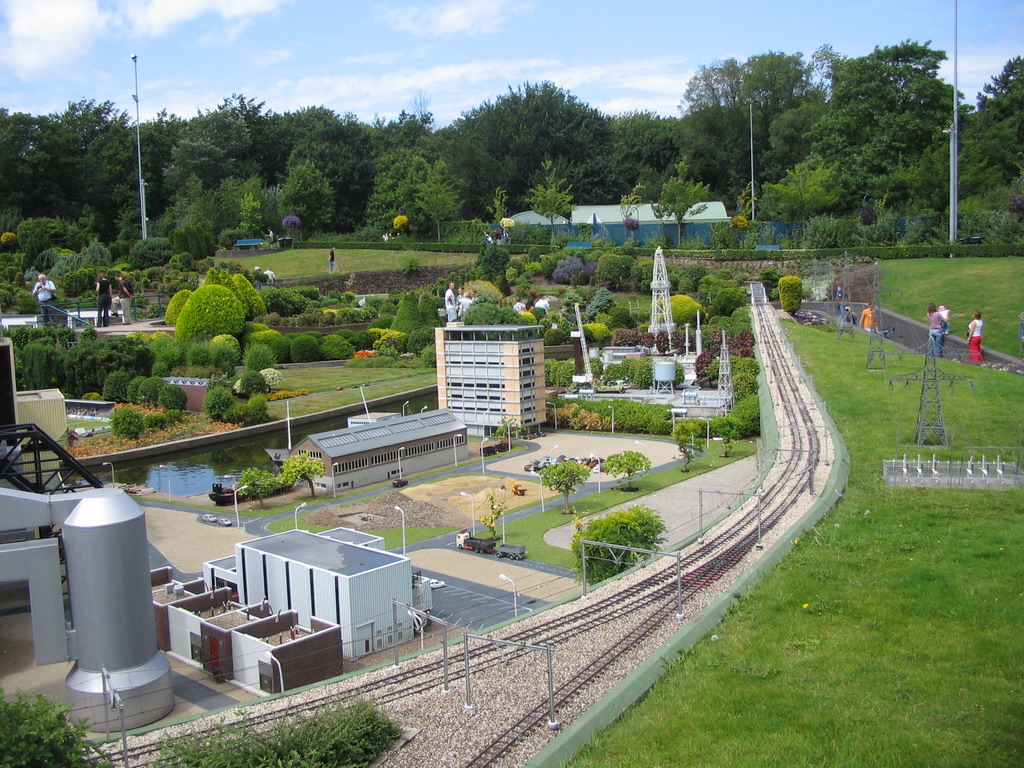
[110,392,439,496]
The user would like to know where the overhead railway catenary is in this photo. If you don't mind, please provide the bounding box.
[101,287,837,768]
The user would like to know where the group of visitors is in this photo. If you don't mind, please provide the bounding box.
[927,303,986,363]
[32,272,133,328]
[443,282,477,322]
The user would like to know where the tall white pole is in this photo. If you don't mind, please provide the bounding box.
[285,399,292,450]
[749,101,756,221]
[949,0,960,247]
[130,55,148,240]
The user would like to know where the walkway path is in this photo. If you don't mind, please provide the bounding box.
[543,454,761,550]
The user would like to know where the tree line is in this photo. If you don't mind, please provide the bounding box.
[0,42,1020,248]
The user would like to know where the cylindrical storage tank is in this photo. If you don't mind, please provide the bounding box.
[63,488,173,730]
[653,360,676,383]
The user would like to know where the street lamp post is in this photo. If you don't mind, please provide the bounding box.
[397,447,405,481]
[498,573,519,617]
[588,453,602,493]
[393,505,407,555]
[608,405,615,434]
[633,439,646,456]
[130,54,148,240]
[480,438,488,476]
[459,491,476,535]
[101,461,115,487]
[293,502,307,531]
[157,464,170,500]
[538,477,546,513]
[402,401,410,417]
[233,485,249,529]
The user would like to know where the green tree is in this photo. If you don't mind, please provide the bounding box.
[238,467,279,509]
[239,192,262,235]
[672,419,704,471]
[486,186,509,222]
[603,450,652,491]
[525,161,573,242]
[175,284,246,343]
[0,689,110,767]
[281,160,333,231]
[416,159,461,241]
[476,243,510,282]
[280,452,323,499]
[19,342,58,390]
[758,160,840,222]
[539,460,590,514]
[571,504,667,582]
[810,41,951,205]
[652,161,710,242]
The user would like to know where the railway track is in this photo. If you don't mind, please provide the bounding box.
[102,288,839,768]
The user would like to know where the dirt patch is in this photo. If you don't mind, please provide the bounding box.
[304,475,540,531]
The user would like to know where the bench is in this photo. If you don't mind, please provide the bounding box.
[754,244,780,251]
[234,239,263,249]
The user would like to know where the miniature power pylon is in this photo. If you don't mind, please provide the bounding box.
[649,247,673,334]
[889,349,975,446]
[716,330,733,414]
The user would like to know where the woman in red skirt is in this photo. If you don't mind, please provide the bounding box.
[967,310,984,364]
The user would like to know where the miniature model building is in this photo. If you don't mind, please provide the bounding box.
[289,409,468,493]
[435,324,546,436]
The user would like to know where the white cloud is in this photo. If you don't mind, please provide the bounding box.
[0,0,112,79]
[121,0,293,37]
[376,0,530,38]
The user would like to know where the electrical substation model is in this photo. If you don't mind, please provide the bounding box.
[455,530,527,560]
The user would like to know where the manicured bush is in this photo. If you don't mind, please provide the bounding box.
[290,334,322,363]
[143,411,169,431]
[230,272,266,319]
[670,295,703,327]
[321,335,355,360]
[262,287,310,317]
[209,342,240,372]
[269,334,292,363]
[101,369,132,402]
[236,370,268,396]
[19,342,58,390]
[175,284,246,343]
[163,289,192,325]
[731,394,761,437]
[583,322,612,345]
[158,384,188,411]
[544,327,568,345]
[0,689,107,767]
[136,376,165,404]
[110,405,145,439]
[778,275,803,313]
[243,343,276,372]
[204,386,235,420]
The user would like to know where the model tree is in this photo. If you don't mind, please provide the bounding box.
[603,450,652,491]
[672,419,704,471]
[525,160,573,242]
[571,504,667,582]
[539,461,590,514]
[280,452,323,498]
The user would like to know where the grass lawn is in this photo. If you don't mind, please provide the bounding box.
[566,320,1024,768]
[225,247,475,280]
[881,257,1024,358]
[267,366,437,418]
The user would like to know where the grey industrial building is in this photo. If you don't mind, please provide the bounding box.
[288,409,468,494]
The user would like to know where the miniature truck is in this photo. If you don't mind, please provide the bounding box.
[455,530,528,560]
[455,529,498,553]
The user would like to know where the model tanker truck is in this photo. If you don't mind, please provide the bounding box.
[455,530,527,560]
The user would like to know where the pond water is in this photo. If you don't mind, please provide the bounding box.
[110,393,438,496]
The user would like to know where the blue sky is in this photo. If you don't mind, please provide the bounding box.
[0,0,1019,125]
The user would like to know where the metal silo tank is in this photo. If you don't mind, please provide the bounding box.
[63,488,173,730]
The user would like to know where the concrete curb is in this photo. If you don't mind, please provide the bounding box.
[525,315,851,768]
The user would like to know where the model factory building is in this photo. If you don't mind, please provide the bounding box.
[203,528,425,660]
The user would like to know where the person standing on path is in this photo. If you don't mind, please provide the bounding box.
[115,273,134,324]
[327,246,336,273]
[32,273,57,326]
[967,310,984,364]
[926,303,944,357]
[95,271,113,327]
[858,301,878,333]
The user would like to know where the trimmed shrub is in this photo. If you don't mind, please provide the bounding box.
[778,275,803,313]
[236,370,268,396]
[204,386,235,420]
[19,342,58,390]
[143,411,170,431]
[158,384,188,411]
[230,272,266,319]
[164,289,192,325]
[101,369,132,402]
[290,334,322,363]
[670,295,703,327]
[244,343,276,372]
[110,405,145,439]
[260,368,283,390]
[269,334,292,363]
[544,327,568,346]
[210,342,240,373]
[175,284,246,343]
[127,237,172,269]
[321,335,355,360]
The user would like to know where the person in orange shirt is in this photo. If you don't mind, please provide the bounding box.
[859,301,878,333]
